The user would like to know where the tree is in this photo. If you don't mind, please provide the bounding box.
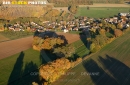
[53,44,75,58]
[90,43,101,53]
[41,37,64,50]
[111,24,116,30]
[99,29,106,36]
[117,23,123,29]
[68,5,78,14]
[32,37,64,51]
[39,58,71,83]
[114,29,123,37]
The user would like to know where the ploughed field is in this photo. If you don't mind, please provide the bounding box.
[52,31,130,85]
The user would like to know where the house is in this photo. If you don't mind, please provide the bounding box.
[118,13,129,16]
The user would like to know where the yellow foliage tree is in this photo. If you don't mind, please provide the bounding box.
[39,58,71,83]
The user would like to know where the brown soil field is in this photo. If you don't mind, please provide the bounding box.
[0,36,33,59]
[0,33,80,59]
[57,32,80,44]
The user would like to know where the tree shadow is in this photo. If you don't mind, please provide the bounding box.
[82,55,130,85]
[39,53,47,64]
[19,61,39,85]
[40,50,57,63]
[58,35,68,45]
[7,51,40,85]
[67,54,80,61]
[79,30,91,50]
[82,58,118,85]
[99,55,130,85]
[8,51,24,85]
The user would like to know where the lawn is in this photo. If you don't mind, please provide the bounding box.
[0,34,10,42]
[0,31,33,40]
[76,7,130,18]
[0,48,46,85]
[52,31,130,85]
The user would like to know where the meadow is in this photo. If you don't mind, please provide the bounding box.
[0,31,33,40]
[76,7,130,18]
[52,31,130,85]
[0,48,43,85]
[0,34,10,42]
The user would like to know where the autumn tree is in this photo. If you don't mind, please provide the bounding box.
[32,37,64,51]
[110,24,117,30]
[53,44,75,58]
[39,58,71,83]
[90,42,101,53]
[42,37,64,50]
[44,9,60,21]
[117,23,123,29]
[114,29,123,37]
[0,23,4,31]
[90,34,109,53]
[99,28,106,36]
[68,5,78,14]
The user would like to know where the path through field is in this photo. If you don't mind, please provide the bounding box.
[0,32,80,59]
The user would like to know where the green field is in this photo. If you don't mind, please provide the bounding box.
[76,7,130,18]
[52,31,130,85]
[72,39,90,59]
[0,31,33,40]
[0,48,47,85]
[0,34,10,42]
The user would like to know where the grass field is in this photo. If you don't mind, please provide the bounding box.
[0,31,33,40]
[52,31,130,85]
[76,7,130,18]
[0,34,10,42]
[0,48,46,85]
[72,39,90,59]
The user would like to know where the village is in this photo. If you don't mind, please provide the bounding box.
[0,12,129,34]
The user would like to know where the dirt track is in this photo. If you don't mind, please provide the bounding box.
[0,33,80,59]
